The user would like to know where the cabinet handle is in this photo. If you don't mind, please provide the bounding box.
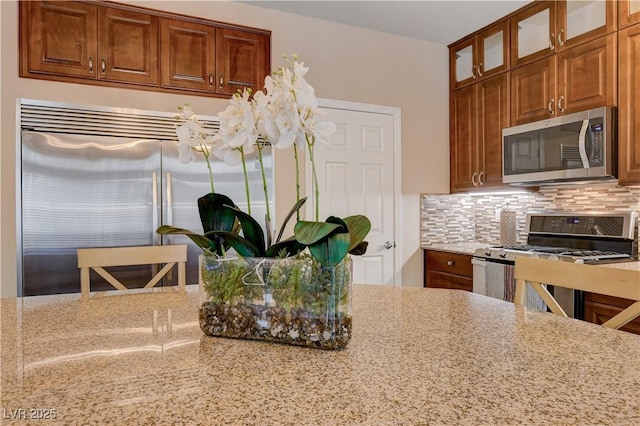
[88,56,94,73]
[557,29,564,47]
[549,33,556,51]
[208,72,213,87]
[477,62,483,77]
[478,171,484,186]
[101,58,106,75]
[471,171,478,186]
[447,260,455,266]
[472,65,477,79]
[548,98,555,115]
[219,73,224,88]
[558,96,565,112]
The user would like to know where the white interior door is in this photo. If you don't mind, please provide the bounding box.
[307,107,396,285]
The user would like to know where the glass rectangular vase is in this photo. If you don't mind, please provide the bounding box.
[198,254,352,349]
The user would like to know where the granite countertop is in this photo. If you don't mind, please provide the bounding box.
[421,242,487,255]
[2,285,640,425]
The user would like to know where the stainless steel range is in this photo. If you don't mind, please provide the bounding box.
[472,211,638,319]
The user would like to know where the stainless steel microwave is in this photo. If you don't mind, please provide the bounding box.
[502,107,616,185]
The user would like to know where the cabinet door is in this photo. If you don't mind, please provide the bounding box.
[556,34,616,115]
[556,0,617,50]
[511,1,557,68]
[477,20,510,81]
[160,18,215,92]
[216,28,269,95]
[476,74,509,189]
[98,8,159,85]
[450,86,478,192]
[619,0,640,28]
[510,56,556,125]
[449,37,477,90]
[25,1,97,79]
[618,24,640,185]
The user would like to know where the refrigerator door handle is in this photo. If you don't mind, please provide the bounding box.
[152,171,159,245]
[166,172,173,227]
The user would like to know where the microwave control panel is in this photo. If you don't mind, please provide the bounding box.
[589,122,604,166]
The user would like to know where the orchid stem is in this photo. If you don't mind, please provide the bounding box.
[306,135,320,222]
[239,147,251,215]
[201,145,215,193]
[257,143,271,229]
[293,143,301,221]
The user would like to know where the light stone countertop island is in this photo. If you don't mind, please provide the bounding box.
[2,284,640,425]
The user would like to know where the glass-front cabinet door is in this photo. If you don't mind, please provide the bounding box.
[620,0,640,27]
[511,1,557,68]
[449,20,508,90]
[556,0,617,49]
[450,38,476,90]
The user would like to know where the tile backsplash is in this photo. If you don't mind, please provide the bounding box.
[420,183,640,255]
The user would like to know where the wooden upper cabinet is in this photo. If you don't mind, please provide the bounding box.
[476,73,509,189]
[619,0,640,28]
[20,1,271,98]
[511,1,557,68]
[216,28,270,95]
[556,33,616,115]
[160,18,216,92]
[510,56,556,125]
[449,20,509,90]
[511,34,616,125]
[450,73,509,192]
[617,23,640,185]
[22,1,158,85]
[23,1,98,79]
[450,86,477,191]
[555,0,617,50]
[98,7,158,85]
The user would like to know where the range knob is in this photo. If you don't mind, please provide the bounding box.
[499,249,507,258]
[484,249,492,257]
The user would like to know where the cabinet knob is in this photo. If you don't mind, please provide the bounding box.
[447,260,455,266]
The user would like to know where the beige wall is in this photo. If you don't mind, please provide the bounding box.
[0,0,449,296]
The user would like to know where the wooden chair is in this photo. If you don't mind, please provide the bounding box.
[514,256,640,330]
[77,245,187,300]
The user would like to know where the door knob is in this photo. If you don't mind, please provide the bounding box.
[384,241,395,249]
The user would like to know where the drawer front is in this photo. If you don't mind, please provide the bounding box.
[584,299,640,335]
[426,270,473,291]
[426,250,473,277]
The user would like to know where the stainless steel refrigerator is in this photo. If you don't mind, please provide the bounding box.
[19,100,273,296]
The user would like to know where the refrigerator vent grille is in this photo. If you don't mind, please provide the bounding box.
[19,99,219,140]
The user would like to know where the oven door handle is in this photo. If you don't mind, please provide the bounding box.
[578,119,590,168]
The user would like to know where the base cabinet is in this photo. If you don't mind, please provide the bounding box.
[583,292,640,335]
[424,250,473,291]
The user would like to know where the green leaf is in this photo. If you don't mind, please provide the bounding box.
[342,215,372,251]
[223,205,266,256]
[348,241,369,255]
[325,216,348,232]
[206,230,260,257]
[294,221,342,245]
[308,232,350,267]
[156,225,219,253]
[275,197,307,243]
[198,193,237,234]
[265,236,306,258]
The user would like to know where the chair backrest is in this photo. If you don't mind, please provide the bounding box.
[514,256,640,330]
